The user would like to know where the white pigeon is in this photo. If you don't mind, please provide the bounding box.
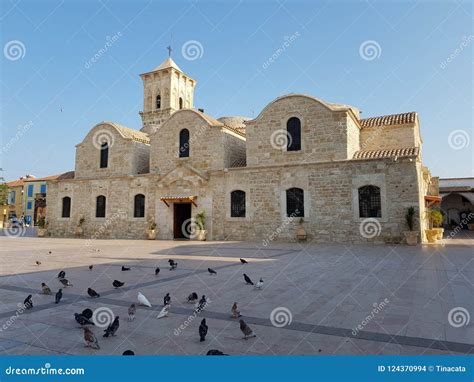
[137,292,152,307]
[255,278,264,289]
[157,304,170,319]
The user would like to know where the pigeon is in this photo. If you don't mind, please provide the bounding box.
[187,292,198,303]
[88,265,93,270]
[196,295,207,311]
[103,316,119,337]
[57,270,66,279]
[208,268,217,275]
[155,267,160,276]
[206,349,228,355]
[113,280,124,288]
[35,261,41,266]
[137,292,152,307]
[82,308,93,319]
[199,318,208,342]
[255,278,264,289]
[55,289,63,304]
[74,313,95,326]
[59,278,73,287]
[157,304,170,319]
[168,259,177,271]
[84,327,100,349]
[41,282,52,295]
[231,302,242,319]
[121,266,131,271]
[128,304,136,321]
[243,274,254,285]
[163,293,171,306]
[240,258,248,264]
[24,295,33,309]
[122,350,135,355]
[87,288,100,298]
[239,319,256,339]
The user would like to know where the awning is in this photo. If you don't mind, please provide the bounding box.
[160,196,197,207]
[424,195,442,208]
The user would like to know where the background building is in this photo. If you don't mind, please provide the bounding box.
[439,178,474,228]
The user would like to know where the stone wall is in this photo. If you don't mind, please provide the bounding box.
[360,123,419,151]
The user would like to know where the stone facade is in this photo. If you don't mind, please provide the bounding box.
[46,57,437,244]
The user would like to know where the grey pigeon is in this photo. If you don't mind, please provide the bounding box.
[113,280,124,288]
[155,267,160,276]
[240,319,256,339]
[121,266,131,271]
[128,304,136,321]
[243,274,254,285]
[103,316,119,337]
[163,293,171,306]
[74,313,95,326]
[206,349,228,355]
[187,292,198,303]
[57,270,66,279]
[87,288,100,298]
[82,308,93,319]
[240,258,248,264]
[59,278,72,287]
[55,289,63,304]
[24,295,33,309]
[208,268,217,275]
[199,318,208,342]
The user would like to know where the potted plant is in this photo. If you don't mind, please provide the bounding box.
[37,217,48,237]
[296,217,307,241]
[147,220,157,240]
[195,211,207,241]
[403,207,418,245]
[75,216,85,237]
[431,209,444,240]
[425,209,440,243]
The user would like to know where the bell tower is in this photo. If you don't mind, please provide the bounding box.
[139,52,196,134]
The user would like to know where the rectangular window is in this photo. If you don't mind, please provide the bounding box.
[27,201,32,209]
[8,191,16,204]
[27,184,34,197]
[40,184,46,194]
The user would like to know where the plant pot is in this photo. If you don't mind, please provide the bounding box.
[468,224,474,231]
[433,227,444,240]
[147,229,157,240]
[425,229,438,243]
[37,228,46,237]
[196,230,208,241]
[75,226,84,237]
[296,227,307,241]
[403,231,418,246]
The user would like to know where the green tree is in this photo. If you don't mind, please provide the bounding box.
[0,168,7,205]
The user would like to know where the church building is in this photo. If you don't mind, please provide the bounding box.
[46,56,438,243]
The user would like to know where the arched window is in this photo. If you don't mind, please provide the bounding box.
[134,194,145,218]
[286,188,304,217]
[61,197,71,218]
[286,117,301,151]
[96,195,106,218]
[358,185,381,218]
[179,128,190,157]
[231,190,246,217]
[179,97,183,109]
[100,142,108,168]
[156,95,161,109]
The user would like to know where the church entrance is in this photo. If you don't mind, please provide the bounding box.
[173,203,192,239]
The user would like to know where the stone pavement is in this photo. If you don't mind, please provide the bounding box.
[0,234,472,355]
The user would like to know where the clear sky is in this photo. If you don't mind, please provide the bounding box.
[1,0,472,181]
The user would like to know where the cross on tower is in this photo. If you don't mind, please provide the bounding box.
[167,45,173,57]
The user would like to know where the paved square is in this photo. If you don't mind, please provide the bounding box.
[0,234,472,355]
